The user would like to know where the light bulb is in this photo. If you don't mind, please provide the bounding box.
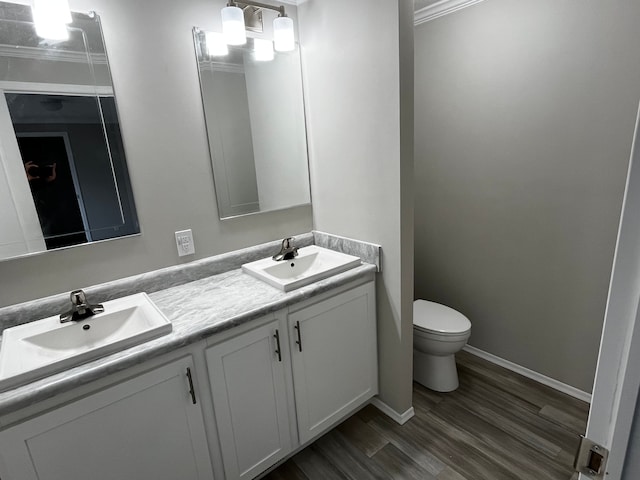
[57,0,72,24]
[33,0,72,40]
[221,6,246,45]
[206,32,228,57]
[36,0,72,23]
[253,38,274,62]
[273,16,294,52]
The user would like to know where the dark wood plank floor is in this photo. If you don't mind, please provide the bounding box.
[264,350,589,480]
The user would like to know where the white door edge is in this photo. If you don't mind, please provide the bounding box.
[583,101,640,479]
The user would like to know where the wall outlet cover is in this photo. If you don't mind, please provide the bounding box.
[175,229,195,256]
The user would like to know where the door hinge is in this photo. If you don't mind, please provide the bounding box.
[574,435,609,479]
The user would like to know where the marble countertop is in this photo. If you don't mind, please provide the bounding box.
[0,263,376,417]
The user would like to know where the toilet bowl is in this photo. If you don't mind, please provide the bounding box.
[413,300,471,392]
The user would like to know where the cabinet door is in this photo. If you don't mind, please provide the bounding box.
[0,356,214,480]
[206,318,293,480]
[289,282,378,444]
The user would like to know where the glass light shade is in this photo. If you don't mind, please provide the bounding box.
[253,38,274,62]
[221,6,246,45]
[32,4,69,41]
[206,32,228,57]
[33,17,69,40]
[34,0,72,23]
[32,0,72,40]
[273,16,294,52]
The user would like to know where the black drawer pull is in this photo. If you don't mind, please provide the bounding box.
[186,368,197,405]
[274,329,282,362]
[294,321,302,352]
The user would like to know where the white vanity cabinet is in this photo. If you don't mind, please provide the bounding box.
[0,278,377,480]
[207,281,377,480]
[206,317,294,480]
[289,282,377,444]
[0,356,214,480]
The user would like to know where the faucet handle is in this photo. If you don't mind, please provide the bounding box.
[70,289,87,306]
[282,237,295,248]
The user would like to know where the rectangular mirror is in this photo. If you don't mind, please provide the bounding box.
[193,28,311,219]
[0,2,138,261]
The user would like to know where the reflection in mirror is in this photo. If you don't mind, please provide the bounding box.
[193,28,311,219]
[0,2,138,261]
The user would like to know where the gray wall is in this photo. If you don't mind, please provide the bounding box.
[414,0,640,392]
[298,0,414,415]
[0,0,312,307]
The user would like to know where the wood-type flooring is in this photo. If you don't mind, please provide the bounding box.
[264,350,589,480]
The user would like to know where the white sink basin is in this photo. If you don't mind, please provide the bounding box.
[0,293,172,392]
[242,245,361,292]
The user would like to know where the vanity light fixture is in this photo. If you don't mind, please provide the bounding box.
[220,1,247,45]
[221,0,295,52]
[253,38,274,61]
[221,3,246,45]
[273,15,294,52]
[206,32,229,56]
[32,0,72,40]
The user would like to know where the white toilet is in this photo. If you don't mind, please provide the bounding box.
[413,300,471,392]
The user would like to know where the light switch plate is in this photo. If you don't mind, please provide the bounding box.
[175,229,195,256]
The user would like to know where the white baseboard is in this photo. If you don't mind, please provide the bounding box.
[370,397,415,425]
[463,345,592,403]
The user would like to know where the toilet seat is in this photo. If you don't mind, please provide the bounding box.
[413,326,470,343]
[413,300,471,336]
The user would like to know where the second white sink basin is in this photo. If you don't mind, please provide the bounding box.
[0,293,172,392]
[242,245,361,292]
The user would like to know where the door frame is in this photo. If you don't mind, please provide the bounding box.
[583,103,640,479]
[16,131,93,242]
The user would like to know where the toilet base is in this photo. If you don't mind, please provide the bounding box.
[413,350,460,392]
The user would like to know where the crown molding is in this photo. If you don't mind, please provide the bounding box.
[414,0,487,25]
[0,80,113,96]
[0,45,107,64]
[199,62,244,74]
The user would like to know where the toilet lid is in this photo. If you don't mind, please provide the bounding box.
[413,300,471,334]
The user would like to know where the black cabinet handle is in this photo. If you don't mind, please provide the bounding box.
[294,321,302,352]
[186,368,197,405]
[274,329,282,362]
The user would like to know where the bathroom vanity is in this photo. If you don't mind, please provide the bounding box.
[0,234,380,480]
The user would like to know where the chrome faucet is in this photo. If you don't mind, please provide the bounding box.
[272,237,298,262]
[60,290,104,323]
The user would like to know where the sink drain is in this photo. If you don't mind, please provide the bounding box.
[82,324,91,331]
